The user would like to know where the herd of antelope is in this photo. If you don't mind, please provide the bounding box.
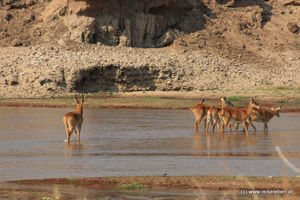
[62,95,281,143]
[190,97,281,135]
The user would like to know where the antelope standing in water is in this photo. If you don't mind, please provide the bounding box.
[63,94,84,143]
[205,97,234,133]
[218,98,260,135]
[190,99,210,131]
[247,106,281,132]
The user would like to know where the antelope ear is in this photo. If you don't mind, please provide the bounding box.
[257,105,261,109]
[251,97,258,104]
[277,106,281,111]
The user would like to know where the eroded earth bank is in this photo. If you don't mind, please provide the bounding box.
[0,0,299,99]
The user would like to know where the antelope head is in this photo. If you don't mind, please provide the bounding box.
[271,106,281,117]
[75,94,85,114]
[249,98,260,110]
[220,97,234,107]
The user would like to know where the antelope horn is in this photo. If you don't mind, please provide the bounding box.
[81,93,85,103]
[228,101,234,106]
[75,94,79,103]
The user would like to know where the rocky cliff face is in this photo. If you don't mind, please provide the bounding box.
[64,0,209,47]
[0,0,299,98]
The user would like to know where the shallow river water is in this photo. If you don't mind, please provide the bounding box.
[0,107,299,182]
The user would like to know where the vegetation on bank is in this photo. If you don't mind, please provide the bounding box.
[0,89,300,112]
[118,182,147,190]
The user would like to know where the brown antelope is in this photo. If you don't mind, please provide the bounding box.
[63,94,85,143]
[247,106,281,132]
[190,99,210,131]
[206,97,234,133]
[218,98,260,135]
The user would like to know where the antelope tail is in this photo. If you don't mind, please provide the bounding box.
[63,116,69,132]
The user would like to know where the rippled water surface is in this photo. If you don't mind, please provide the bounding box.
[0,107,299,182]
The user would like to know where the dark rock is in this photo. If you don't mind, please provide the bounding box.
[24,14,36,24]
[287,22,300,34]
[5,13,13,21]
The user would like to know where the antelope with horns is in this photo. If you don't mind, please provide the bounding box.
[247,106,281,132]
[218,98,260,135]
[205,97,234,133]
[63,94,85,143]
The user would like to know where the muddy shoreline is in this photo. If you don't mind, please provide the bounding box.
[11,175,300,191]
[1,176,299,199]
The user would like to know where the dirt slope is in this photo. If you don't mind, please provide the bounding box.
[1,0,299,61]
[0,0,299,98]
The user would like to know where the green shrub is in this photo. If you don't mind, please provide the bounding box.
[227,96,244,102]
